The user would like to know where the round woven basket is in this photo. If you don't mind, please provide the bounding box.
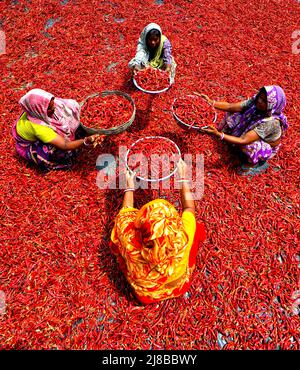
[79,90,136,135]
[172,95,217,130]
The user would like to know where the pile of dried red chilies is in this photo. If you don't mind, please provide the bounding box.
[127,137,180,180]
[134,68,170,91]
[173,95,216,128]
[80,94,133,129]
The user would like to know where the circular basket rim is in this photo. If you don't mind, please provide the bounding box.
[79,90,136,135]
[172,94,217,130]
[125,136,181,182]
[132,74,172,94]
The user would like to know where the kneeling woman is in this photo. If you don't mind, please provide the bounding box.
[110,160,205,304]
[12,88,100,171]
[201,85,288,175]
[128,23,176,83]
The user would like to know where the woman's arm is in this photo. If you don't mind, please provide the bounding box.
[49,133,101,151]
[202,125,260,145]
[128,41,148,71]
[131,65,141,75]
[122,170,136,208]
[213,100,244,113]
[180,181,195,214]
[195,93,244,113]
[177,159,195,214]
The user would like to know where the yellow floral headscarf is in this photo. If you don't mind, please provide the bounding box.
[111,199,194,302]
[135,199,188,268]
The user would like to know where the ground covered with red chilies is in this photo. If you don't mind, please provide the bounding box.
[0,0,299,350]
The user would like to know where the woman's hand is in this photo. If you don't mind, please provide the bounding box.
[200,93,210,102]
[85,134,98,144]
[132,66,140,75]
[201,125,220,136]
[193,92,215,105]
[84,134,105,147]
[177,158,188,179]
[126,169,136,189]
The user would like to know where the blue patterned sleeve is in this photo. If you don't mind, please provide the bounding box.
[162,38,172,65]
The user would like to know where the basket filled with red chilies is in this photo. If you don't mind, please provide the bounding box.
[172,94,217,130]
[80,90,136,135]
[133,67,171,94]
[125,136,181,182]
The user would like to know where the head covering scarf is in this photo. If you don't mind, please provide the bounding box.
[111,199,192,302]
[19,88,80,140]
[224,85,288,137]
[134,199,189,270]
[128,23,167,69]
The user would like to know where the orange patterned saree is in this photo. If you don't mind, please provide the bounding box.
[110,199,205,304]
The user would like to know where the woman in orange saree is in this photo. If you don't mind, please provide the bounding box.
[110,159,205,304]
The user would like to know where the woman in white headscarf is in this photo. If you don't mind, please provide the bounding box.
[128,23,176,83]
[12,88,101,171]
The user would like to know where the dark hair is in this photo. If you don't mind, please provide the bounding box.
[146,29,161,41]
[255,87,267,104]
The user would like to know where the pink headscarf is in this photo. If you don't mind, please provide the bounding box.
[19,88,80,140]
